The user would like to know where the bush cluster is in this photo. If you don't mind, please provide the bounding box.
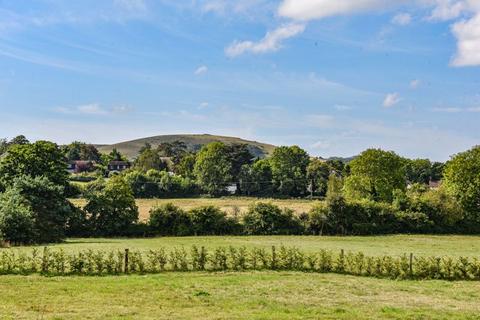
[1,246,479,281]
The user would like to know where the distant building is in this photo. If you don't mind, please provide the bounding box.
[67,160,96,174]
[107,161,131,173]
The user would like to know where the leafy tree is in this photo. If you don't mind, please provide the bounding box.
[0,188,35,244]
[194,142,232,196]
[307,159,331,197]
[270,146,309,197]
[157,140,188,165]
[239,159,273,196]
[8,135,29,146]
[189,206,239,235]
[0,141,68,189]
[0,138,8,156]
[108,148,125,162]
[242,202,303,235]
[431,161,445,181]
[84,176,139,236]
[63,142,101,162]
[226,144,255,193]
[134,146,167,172]
[148,203,192,236]
[326,159,347,176]
[443,146,480,222]
[176,153,196,179]
[0,176,72,243]
[405,158,433,184]
[344,149,406,203]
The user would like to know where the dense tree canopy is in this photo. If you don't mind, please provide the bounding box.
[134,146,167,172]
[194,142,232,196]
[63,142,101,162]
[0,141,68,189]
[344,149,406,202]
[307,159,331,196]
[270,146,309,197]
[443,146,480,222]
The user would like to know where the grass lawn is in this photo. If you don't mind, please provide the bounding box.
[6,235,480,258]
[1,272,479,319]
[70,197,317,221]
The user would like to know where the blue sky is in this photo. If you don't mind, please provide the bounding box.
[1,0,479,161]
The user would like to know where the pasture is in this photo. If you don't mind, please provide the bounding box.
[6,234,480,257]
[70,197,316,221]
[1,272,479,319]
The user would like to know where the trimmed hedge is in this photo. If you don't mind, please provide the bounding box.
[1,246,479,281]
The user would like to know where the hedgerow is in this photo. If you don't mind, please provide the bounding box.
[1,246,479,281]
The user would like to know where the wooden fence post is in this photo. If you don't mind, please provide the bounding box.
[409,253,413,276]
[124,249,129,274]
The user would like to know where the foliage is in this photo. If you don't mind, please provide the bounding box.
[443,146,480,223]
[243,202,303,235]
[194,142,232,196]
[148,203,192,236]
[0,141,68,189]
[134,146,167,172]
[239,159,273,197]
[0,176,72,244]
[189,206,241,235]
[1,246,480,282]
[63,142,101,162]
[404,158,433,184]
[175,153,196,179]
[344,149,406,202]
[307,159,331,196]
[0,188,35,245]
[84,176,139,236]
[157,140,188,165]
[270,146,309,197]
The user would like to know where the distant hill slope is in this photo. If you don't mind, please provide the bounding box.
[96,134,277,159]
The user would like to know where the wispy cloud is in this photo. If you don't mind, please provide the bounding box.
[55,103,132,116]
[410,79,421,89]
[194,65,208,75]
[225,23,305,57]
[383,93,401,108]
[392,13,412,26]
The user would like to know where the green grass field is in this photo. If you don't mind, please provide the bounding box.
[7,235,480,258]
[1,272,479,319]
[3,235,480,319]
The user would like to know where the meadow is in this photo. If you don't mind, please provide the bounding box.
[2,235,480,319]
[1,272,479,319]
[70,197,316,221]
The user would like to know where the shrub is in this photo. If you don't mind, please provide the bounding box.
[307,202,328,235]
[84,176,139,236]
[148,203,192,236]
[189,206,240,235]
[0,189,35,245]
[242,202,304,235]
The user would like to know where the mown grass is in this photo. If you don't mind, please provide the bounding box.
[1,272,479,319]
[5,235,480,258]
[70,197,316,221]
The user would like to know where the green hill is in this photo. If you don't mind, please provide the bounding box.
[96,134,276,159]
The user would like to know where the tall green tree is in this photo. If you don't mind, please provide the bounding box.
[134,146,167,172]
[0,176,73,243]
[344,149,406,202]
[0,141,68,189]
[227,144,255,194]
[157,140,188,165]
[194,142,232,196]
[176,153,196,179]
[443,146,480,222]
[84,176,139,236]
[63,142,101,162]
[307,159,331,196]
[405,158,433,184]
[270,146,309,197]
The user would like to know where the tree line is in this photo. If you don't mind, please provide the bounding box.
[0,136,479,244]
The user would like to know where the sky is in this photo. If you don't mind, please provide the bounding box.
[0,0,480,161]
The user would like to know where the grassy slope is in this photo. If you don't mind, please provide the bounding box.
[70,198,317,221]
[7,235,480,257]
[1,273,479,320]
[96,134,277,159]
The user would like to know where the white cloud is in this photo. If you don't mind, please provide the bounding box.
[199,102,209,109]
[432,106,463,112]
[392,13,412,25]
[334,105,353,111]
[383,93,401,107]
[278,0,398,21]
[427,0,467,21]
[451,13,480,66]
[410,79,421,89]
[55,103,132,116]
[467,106,480,112]
[194,65,208,75]
[225,23,305,57]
